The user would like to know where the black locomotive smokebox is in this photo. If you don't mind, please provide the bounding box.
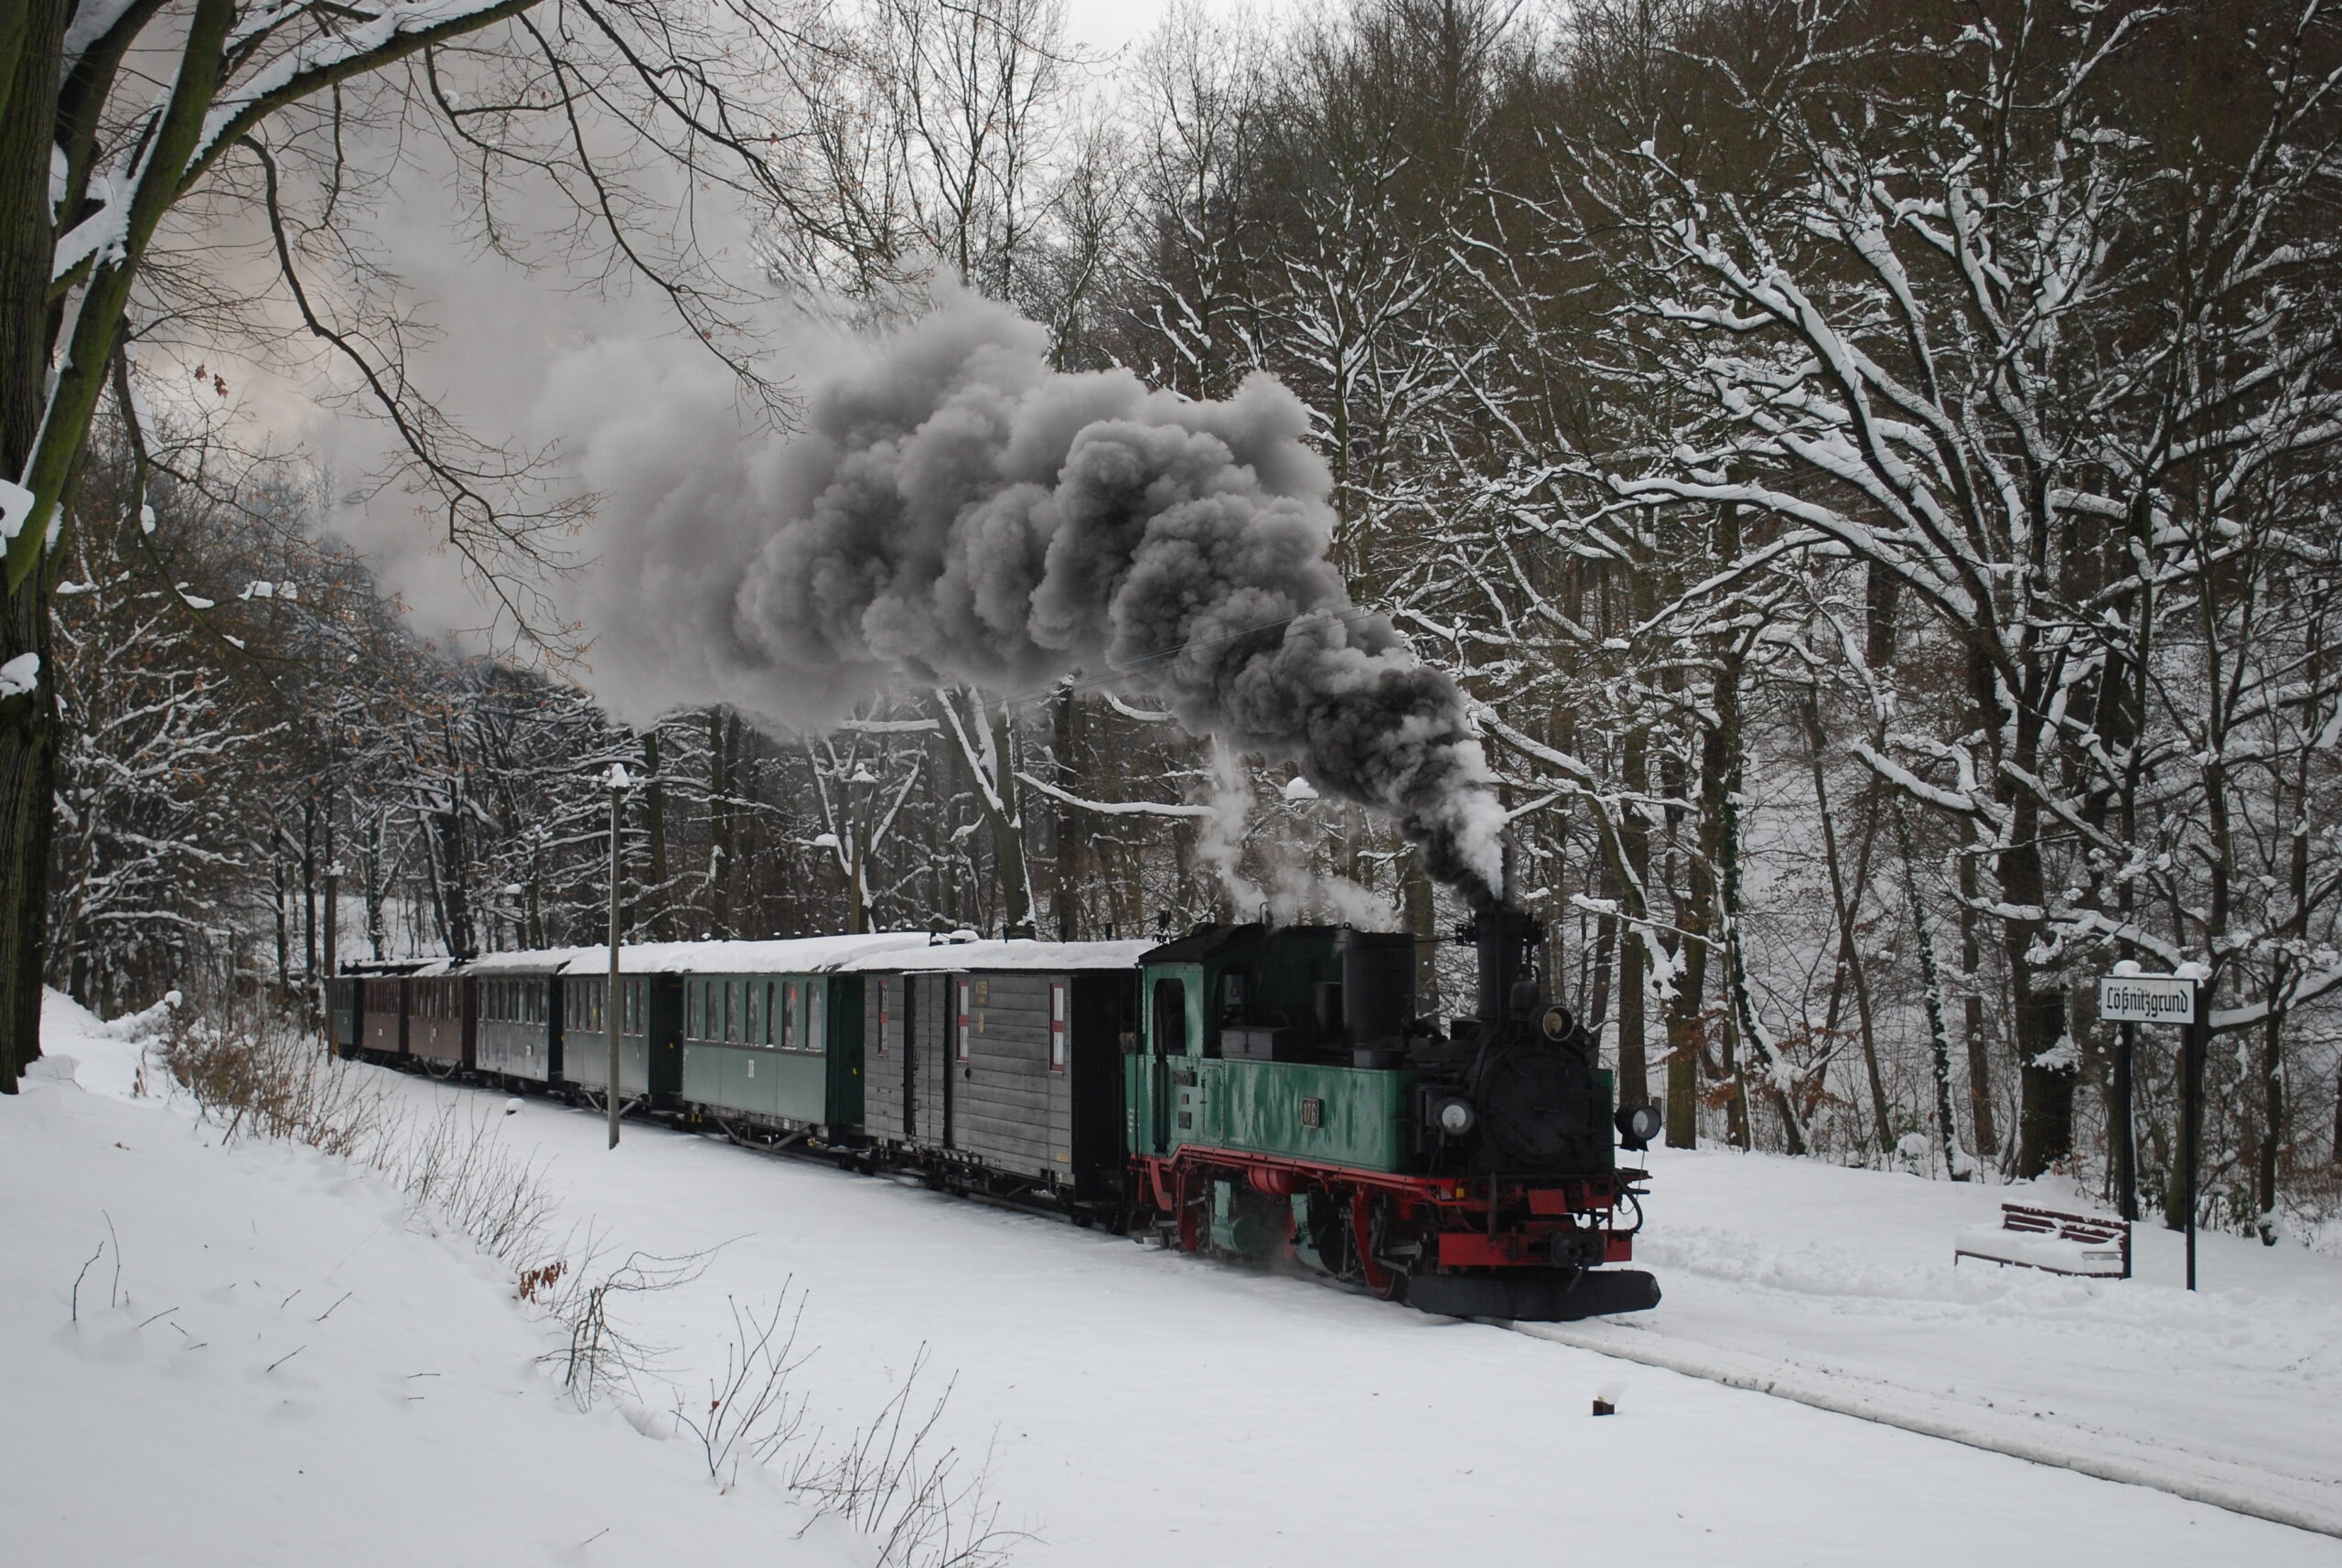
[1473,1044,1603,1170]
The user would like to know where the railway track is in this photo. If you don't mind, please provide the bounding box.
[1501,1319,2342,1542]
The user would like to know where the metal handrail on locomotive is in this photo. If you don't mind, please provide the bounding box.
[331,908,1661,1323]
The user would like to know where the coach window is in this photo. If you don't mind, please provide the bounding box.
[955,979,972,1063]
[1049,982,1068,1072]
[721,980,736,1043]
[808,985,826,1056]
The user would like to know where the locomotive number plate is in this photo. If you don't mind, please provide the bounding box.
[1300,1097,1324,1129]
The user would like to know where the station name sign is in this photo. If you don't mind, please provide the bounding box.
[2098,974,2197,1025]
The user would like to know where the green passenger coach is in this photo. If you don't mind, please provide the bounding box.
[666,934,929,1140]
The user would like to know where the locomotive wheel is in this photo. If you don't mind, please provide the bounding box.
[1349,1197,1404,1302]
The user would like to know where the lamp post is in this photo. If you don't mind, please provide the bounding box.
[603,763,633,1149]
[322,860,344,1053]
[2111,960,2141,1225]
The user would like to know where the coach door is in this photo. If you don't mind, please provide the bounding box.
[898,974,919,1141]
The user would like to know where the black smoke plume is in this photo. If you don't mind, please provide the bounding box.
[556,295,1507,903]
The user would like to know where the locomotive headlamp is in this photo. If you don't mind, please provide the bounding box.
[1615,1103,1663,1150]
[1538,1004,1575,1044]
[1432,1096,1477,1136]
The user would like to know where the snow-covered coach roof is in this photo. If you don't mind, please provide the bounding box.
[464,948,589,977]
[836,938,1155,973]
[557,933,933,977]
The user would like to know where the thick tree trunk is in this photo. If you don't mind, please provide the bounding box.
[2003,797,2074,1176]
[0,574,56,1088]
[0,0,64,1090]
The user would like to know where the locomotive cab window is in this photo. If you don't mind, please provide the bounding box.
[1217,969,1249,1024]
[1152,977,1188,1058]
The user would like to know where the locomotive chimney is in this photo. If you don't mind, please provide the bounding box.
[1474,905,1543,1024]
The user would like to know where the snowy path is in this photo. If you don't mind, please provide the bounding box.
[365,1069,2342,1567]
[1532,1147,2342,1539]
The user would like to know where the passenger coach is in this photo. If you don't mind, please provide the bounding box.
[848,939,1146,1214]
[471,949,578,1086]
[666,934,928,1142]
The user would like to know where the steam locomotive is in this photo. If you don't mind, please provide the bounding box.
[334,908,1660,1323]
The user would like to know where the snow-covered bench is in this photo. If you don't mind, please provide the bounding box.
[1954,1203,2131,1279]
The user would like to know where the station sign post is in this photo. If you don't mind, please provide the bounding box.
[2098,970,2206,1290]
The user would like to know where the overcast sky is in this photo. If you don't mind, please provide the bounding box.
[1058,0,1264,61]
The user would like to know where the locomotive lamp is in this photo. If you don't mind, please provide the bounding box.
[1615,1103,1663,1151]
[1432,1096,1477,1136]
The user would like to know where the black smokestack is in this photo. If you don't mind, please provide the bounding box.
[567,295,1507,903]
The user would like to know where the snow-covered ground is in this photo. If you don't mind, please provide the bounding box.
[1541,1148,2342,1535]
[9,994,2340,1566]
[2,998,865,1567]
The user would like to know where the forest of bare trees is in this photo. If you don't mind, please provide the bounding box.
[14,0,2342,1245]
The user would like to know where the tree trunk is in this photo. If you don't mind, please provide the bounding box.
[1617,729,1652,1115]
[1053,686,1081,940]
[0,574,56,1088]
[2004,796,2074,1177]
[0,0,63,1090]
[1804,693,1892,1155]
[1698,672,1747,1149]
[1958,841,1998,1161]
[709,709,733,937]
[643,727,669,940]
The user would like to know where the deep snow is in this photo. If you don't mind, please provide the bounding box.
[2,997,865,1567]
[9,993,2341,1566]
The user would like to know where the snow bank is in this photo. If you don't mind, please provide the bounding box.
[2,994,864,1568]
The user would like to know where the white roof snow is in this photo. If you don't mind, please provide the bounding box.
[835,938,1155,973]
[557,933,934,977]
[464,948,589,976]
